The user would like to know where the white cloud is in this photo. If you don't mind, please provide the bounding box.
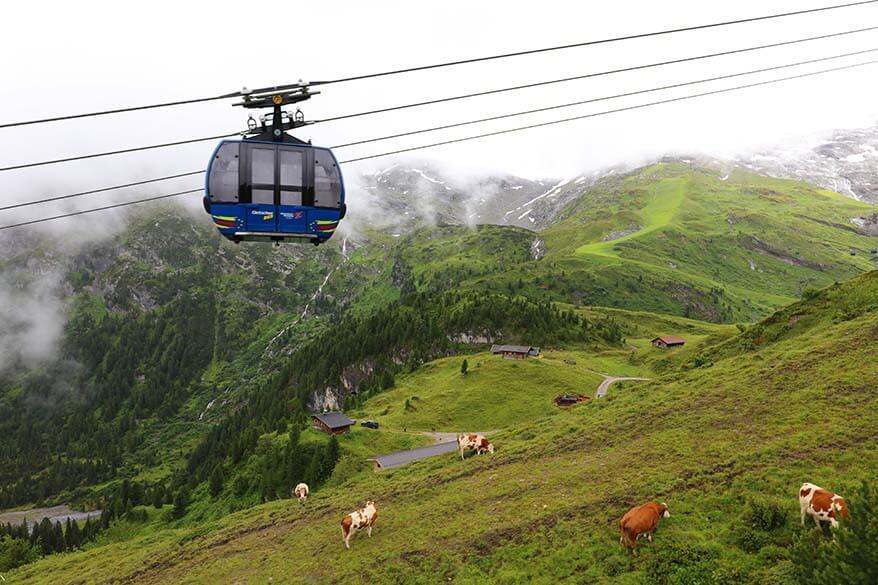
[0,0,875,235]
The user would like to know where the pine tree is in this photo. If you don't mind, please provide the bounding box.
[209,465,224,498]
[37,518,53,555]
[172,488,190,519]
[53,521,65,553]
[119,479,130,506]
[66,518,81,550]
[460,359,468,376]
[82,517,94,543]
[304,448,322,487]
[100,509,112,530]
[130,481,144,506]
[322,436,340,481]
[64,518,74,550]
[152,484,164,509]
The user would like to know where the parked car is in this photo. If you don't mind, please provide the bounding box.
[361,420,379,429]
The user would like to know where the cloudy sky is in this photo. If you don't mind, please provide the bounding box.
[0,0,877,230]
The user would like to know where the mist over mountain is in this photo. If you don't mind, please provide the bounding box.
[1,123,877,585]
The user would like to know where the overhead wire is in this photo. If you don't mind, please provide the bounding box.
[309,0,878,86]
[0,170,204,212]
[0,132,241,173]
[0,188,203,231]
[336,59,878,163]
[315,26,878,124]
[5,47,878,211]
[2,56,874,230]
[2,24,876,173]
[1,0,874,128]
[330,46,878,149]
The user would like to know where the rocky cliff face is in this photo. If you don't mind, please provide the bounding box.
[735,126,878,203]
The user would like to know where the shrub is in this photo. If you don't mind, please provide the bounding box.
[0,535,40,571]
[643,541,717,585]
[232,474,249,497]
[125,507,148,523]
[693,354,712,368]
[733,525,771,553]
[801,287,820,300]
[745,497,787,532]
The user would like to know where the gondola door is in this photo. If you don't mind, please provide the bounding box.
[277,146,309,234]
[243,144,279,232]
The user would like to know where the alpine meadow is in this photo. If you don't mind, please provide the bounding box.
[2,2,878,583]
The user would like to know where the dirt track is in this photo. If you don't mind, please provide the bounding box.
[595,376,651,398]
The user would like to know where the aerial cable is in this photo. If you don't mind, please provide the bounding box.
[6,47,877,211]
[0,170,204,212]
[0,188,203,231]
[315,25,878,124]
[330,46,878,149]
[309,1,878,86]
[0,0,874,129]
[338,59,878,164]
[3,25,875,174]
[2,58,874,231]
[0,132,241,173]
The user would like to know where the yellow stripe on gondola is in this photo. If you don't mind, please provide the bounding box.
[212,215,237,221]
[314,220,338,225]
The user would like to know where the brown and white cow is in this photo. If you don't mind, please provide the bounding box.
[619,501,670,555]
[457,433,494,460]
[799,482,849,528]
[340,501,378,549]
[293,482,309,504]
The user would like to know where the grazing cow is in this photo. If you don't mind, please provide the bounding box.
[340,501,378,550]
[293,482,309,504]
[619,501,670,555]
[799,482,849,528]
[457,433,494,460]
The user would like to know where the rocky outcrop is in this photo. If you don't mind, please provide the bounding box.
[447,331,494,344]
[742,236,828,271]
[851,213,878,236]
[530,238,545,260]
[601,224,642,242]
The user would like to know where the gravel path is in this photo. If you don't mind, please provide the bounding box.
[595,376,651,398]
[369,441,459,469]
[370,431,496,469]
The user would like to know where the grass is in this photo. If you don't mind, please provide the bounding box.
[574,176,686,258]
[350,351,615,432]
[13,272,878,584]
[527,164,878,321]
[6,165,878,583]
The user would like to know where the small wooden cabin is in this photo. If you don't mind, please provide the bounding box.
[490,344,540,360]
[651,335,686,349]
[554,394,589,407]
[311,412,354,435]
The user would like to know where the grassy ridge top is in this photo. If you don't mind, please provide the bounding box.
[15,271,878,584]
[534,164,877,320]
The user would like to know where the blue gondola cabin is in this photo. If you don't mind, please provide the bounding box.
[204,139,346,244]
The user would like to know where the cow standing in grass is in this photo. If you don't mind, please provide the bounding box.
[619,501,670,555]
[293,483,309,505]
[457,434,494,460]
[341,501,378,549]
[799,482,849,528]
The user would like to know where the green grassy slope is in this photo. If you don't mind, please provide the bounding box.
[14,272,878,584]
[533,164,878,321]
[352,351,611,432]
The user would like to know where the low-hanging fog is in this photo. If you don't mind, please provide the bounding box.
[0,0,876,370]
